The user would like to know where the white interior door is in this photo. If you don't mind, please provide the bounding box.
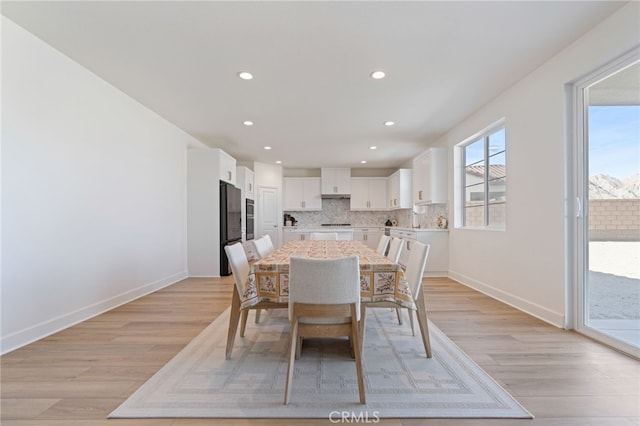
[258,186,280,248]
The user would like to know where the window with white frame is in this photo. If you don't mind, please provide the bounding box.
[458,123,506,229]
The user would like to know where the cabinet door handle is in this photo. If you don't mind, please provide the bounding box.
[228,171,232,181]
[418,190,423,200]
[334,185,338,193]
[249,183,252,191]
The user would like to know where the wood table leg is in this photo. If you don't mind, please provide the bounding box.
[415,287,432,358]
[225,286,242,360]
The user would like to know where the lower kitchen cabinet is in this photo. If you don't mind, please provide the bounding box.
[389,228,448,276]
[283,229,310,243]
[352,227,383,250]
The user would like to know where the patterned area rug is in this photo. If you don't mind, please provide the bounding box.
[110,307,532,419]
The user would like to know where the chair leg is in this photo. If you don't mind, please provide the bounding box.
[239,309,249,337]
[395,307,403,325]
[225,286,242,360]
[350,306,366,404]
[255,309,262,323]
[358,303,367,353]
[296,336,302,360]
[414,287,432,358]
[284,319,299,405]
[408,309,416,336]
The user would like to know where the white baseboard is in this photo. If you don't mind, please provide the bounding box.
[1,271,188,355]
[448,270,565,328]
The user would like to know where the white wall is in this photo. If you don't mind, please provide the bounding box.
[440,3,640,327]
[1,18,204,354]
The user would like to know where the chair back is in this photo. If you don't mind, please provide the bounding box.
[310,232,338,240]
[405,242,430,300]
[386,237,403,263]
[376,235,391,256]
[288,255,361,321]
[252,235,274,259]
[224,242,250,295]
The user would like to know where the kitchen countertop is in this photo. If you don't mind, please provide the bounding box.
[283,226,448,232]
[387,226,449,232]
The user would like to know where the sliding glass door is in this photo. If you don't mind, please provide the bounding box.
[573,51,639,358]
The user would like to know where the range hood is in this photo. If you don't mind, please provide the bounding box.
[321,193,350,199]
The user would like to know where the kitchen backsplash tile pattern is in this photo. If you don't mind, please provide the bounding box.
[413,203,449,229]
[285,199,448,229]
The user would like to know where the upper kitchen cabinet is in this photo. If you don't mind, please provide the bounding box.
[219,149,237,185]
[236,166,254,200]
[283,177,322,211]
[350,178,387,210]
[413,148,448,205]
[387,169,412,210]
[321,168,351,196]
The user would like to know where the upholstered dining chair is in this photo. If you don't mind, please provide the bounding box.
[309,232,338,240]
[284,255,365,405]
[361,241,432,358]
[249,235,275,324]
[224,242,286,360]
[251,235,274,259]
[376,235,391,256]
[386,237,403,263]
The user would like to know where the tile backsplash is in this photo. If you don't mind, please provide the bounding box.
[285,199,448,229]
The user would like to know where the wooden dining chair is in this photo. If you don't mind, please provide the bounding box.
[361,241,432,358]
[284,255,365,405]
[376,235,391,256]
[386,237,403,263]
[309,232,338,240]
[224,242,286,360]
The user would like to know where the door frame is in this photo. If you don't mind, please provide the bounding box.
[567,46,639,358]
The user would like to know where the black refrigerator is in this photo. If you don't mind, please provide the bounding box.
[220,181,242,276]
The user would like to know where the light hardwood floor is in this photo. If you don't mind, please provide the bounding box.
[1,277,638,426]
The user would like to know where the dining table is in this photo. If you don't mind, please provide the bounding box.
[226,239,430,359]
[242,239,415,309]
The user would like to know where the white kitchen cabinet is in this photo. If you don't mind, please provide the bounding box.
[350,178,387,210]
[412,148,447,205]
[352,227,383,249]
[387,169,412,210]
[236,166,254,200]
[219,150,236,185]
[389,228,449,276]
[321,168,351,195]
[283,230,310,243]
[283,178,322,211]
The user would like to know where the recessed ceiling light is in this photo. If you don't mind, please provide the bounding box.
[243,121,254,126]
[370,146,377,150]
[276,160,282,164]
[264,146,272,150]
[384,121,395,126]
[370,70,386,79]
[361,160,367,164]
[238,71,253,80]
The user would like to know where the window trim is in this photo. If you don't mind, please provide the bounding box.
[455,118,506,231]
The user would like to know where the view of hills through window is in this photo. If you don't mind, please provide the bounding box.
[588,105,640,199]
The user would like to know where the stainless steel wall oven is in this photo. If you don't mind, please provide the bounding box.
[245,198,254,240]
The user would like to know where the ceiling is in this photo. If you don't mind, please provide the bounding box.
[2,1,626,169]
